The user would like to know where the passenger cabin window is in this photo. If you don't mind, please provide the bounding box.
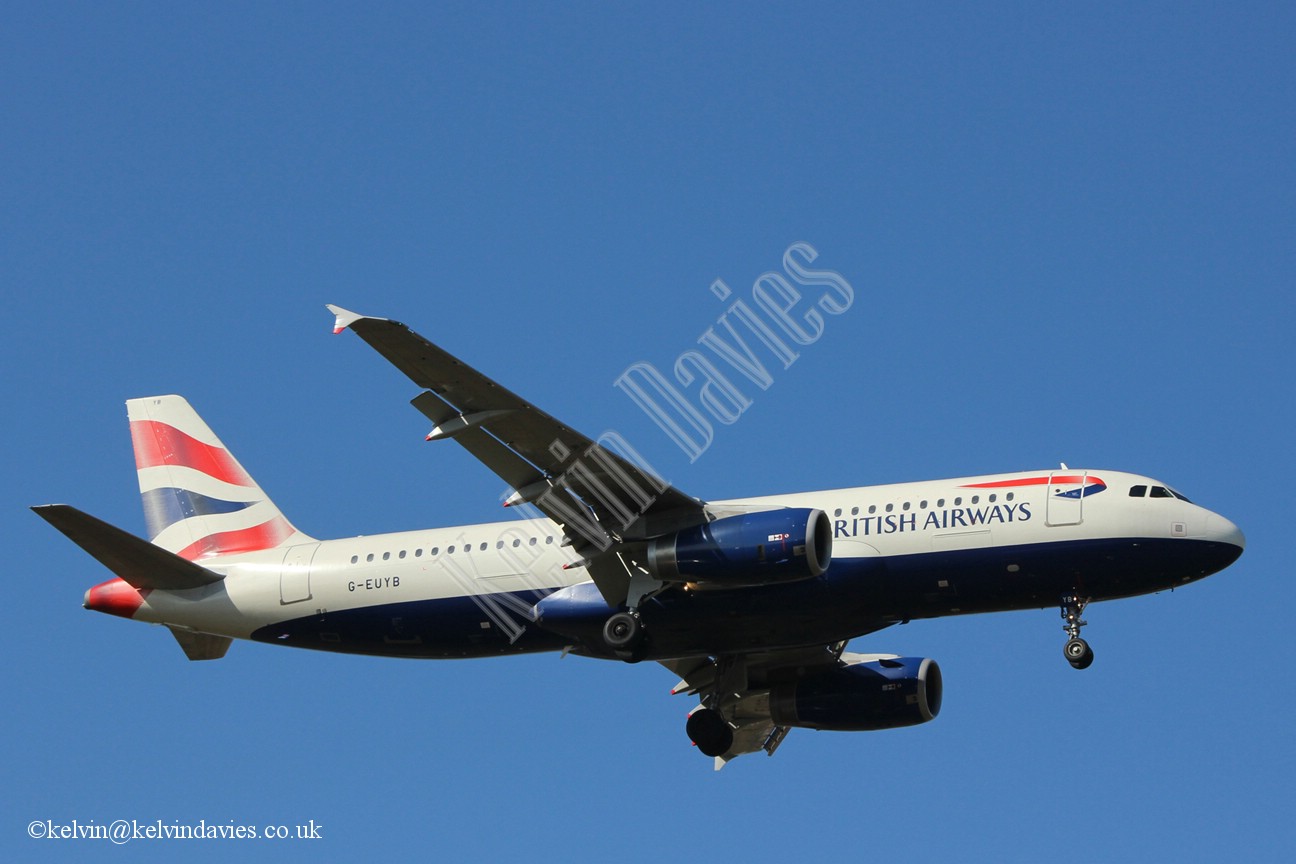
[1130,485,1147,497]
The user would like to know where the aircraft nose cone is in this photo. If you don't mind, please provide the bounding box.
[1207,513,1245,551]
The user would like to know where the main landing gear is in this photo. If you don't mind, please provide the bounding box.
[602,611,646,663]
[1060,594,1094,670]
[686,708,734,758]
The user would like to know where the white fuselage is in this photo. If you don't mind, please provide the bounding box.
[110,468,1243,659]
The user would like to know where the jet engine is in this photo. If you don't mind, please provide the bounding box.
[647,507,832,588]
[769,656,942,731]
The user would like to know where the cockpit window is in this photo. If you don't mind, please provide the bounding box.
[1138,483,1193,502]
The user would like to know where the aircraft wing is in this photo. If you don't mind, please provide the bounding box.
[328,305,706,606]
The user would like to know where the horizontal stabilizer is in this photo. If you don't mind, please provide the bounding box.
[32,505,224,591]
[167,626,232,661]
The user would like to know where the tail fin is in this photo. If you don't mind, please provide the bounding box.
[127,395,313,560]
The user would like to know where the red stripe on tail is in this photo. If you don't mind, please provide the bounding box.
[130,420,254,487]
[175,516,295,561]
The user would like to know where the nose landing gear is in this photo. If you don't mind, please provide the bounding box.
[1060,594,1094,669]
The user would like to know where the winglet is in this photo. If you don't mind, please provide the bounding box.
[326,304,372,335]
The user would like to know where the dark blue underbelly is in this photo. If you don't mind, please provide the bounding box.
[251,537,1240,660]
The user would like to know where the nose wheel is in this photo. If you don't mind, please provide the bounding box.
[1060,594,1094,669]
[1064,636,1093,669]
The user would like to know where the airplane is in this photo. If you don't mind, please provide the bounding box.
[33,305,1246,768]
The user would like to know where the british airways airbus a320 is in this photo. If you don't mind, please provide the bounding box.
[34,306,1245,767]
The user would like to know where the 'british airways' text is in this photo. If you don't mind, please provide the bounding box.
[835,502,1032,538]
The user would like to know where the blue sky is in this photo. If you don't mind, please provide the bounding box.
[4,2,1292,861]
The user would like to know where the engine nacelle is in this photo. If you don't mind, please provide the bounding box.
[647,508,832,588]
[769,656,942,731]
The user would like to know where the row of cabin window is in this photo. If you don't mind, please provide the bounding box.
[349,534,556,565]
[833,492,1014,518]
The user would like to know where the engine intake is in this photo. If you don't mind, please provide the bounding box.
[647,508,831,588]
[770,656,942,731]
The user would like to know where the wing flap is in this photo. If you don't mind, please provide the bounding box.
[715,691,788,770]
[411,393,545,493]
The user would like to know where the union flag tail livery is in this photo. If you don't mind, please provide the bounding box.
[128,395,312,560]
[33,306,1246,768]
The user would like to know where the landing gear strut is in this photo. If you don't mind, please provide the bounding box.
[1060,594,1094,669]
[602,611,646,663]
